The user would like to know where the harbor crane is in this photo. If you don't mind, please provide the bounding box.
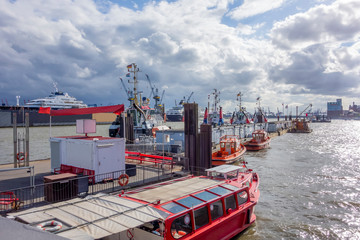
[145,74,162,109]
[119,77,133,105]
[297,103,312,119]
[186,92,194,103]
[159,90,165,106]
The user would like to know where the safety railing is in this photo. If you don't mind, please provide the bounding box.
[0,165,186,215]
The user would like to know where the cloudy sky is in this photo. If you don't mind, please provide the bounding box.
[1,0,359,114]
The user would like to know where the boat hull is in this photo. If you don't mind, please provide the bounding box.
[185,203,257,240]
[166,114,183,122]
[288,129,313,133]
[0,108,92,127]
[212,147,246,166]
[244,140,270,151]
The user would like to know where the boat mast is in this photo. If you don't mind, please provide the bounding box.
[237,92,242,112]
[213,89,220,113]
[128,63,140,106]
[52,81,59,93]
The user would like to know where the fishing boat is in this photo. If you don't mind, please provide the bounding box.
[9,164,260,240]
[289,119,312,133]
[230,92,252,125]
[109,63,168,140]
[243,129,271,151]
[212,135,246,166]
[252,97,267,123]
[289,104,313,133]
[204,89,224,126]
[311,115,331,123]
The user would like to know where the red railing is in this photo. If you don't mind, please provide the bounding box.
[125,151,173,165]
[54,164,95,183]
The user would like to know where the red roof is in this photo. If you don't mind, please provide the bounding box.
[50,104,124,116]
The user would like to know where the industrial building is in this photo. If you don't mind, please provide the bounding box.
[327,99,343,118]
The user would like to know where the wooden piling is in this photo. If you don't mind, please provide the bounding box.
[25,112,29,167]
[13,112,17,168]
[184,103,199,174]
[200,124,212,170]
[124,114,134,144]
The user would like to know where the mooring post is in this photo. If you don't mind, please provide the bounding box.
[200,124,212,170]
[184,103,199,174]
[13,112,17,168]
[25,112,30,167]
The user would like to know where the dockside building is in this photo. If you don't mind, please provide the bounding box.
[327,99,343,118]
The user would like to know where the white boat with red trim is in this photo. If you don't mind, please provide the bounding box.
[9,164,260,240]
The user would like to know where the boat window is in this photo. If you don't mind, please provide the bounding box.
[237,191,248,205]
[225,195,236,213]
[194,206,209,229]
[210,200,223,220]
[193,191,218,201]
[176,196,203,208]
[225,171,239,179]
[162,202,187,214]
[208,186,232,196]
[222,184,239,191]
[171,213,192,239]
[220,143,225,148]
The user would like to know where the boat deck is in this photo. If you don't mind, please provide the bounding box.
[127,177,222,203]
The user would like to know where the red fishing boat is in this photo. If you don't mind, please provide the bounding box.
[289,119,312,133]
[10,165,260,240]
[212,135,246,166]
[243,129,271,151]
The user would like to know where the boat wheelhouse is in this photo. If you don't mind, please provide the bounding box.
[8,165,259,240]
[243,129,271,151]
[212,135,246,166]
[109,63,168,140]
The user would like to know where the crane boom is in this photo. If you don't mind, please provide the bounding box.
[186,92,194,103]
[119,77,131,99]
[145,74,154,99]
[160,90,165,104]
[298,104,312,118]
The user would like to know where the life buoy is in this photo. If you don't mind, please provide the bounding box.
[178,230,187,236]
[37,220,62,232]
[16,152,25,161]
[147,115,151,120]
[118,174,129,186]
[127,229,134,239]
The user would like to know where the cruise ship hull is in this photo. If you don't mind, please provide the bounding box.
[0,107,92,127]
[166,114,183,122]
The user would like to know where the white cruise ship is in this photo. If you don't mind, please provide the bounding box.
[25,83,87,109]
[166,105,184,122]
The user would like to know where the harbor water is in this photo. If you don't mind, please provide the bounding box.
[0,120,359,239]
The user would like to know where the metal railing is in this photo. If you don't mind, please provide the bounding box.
[0,165,187,215]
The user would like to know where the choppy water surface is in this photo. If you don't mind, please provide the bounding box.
[0,120,359,239]
[238,120,360,240]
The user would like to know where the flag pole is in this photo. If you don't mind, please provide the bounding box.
[50,115,52,138]
[49,108,52,138]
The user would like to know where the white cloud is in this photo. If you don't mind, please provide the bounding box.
[0,0,359,112]
[73,63,95,78]
[271,0,360,50]
[228,0,286,20]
